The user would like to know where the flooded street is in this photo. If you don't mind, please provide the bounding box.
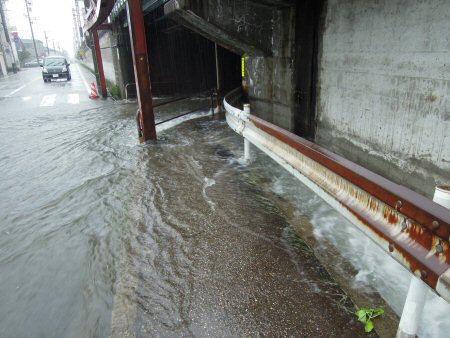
[1,67,449,338]
[0,67,365,337]
[0,67,135,336]
[110,117,368,337]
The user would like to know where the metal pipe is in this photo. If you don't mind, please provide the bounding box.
[243,104,251,161]
[124,82,136,102]
[88,32,101,88]
[397,185,450,338]
[135,109,143,144]
[92,30,107,97]
[155,105,209,126]
[397,277,428,338]
[126,0,156,142]
[214,43,222,113]
[210,90,214,115]
[153,96,188,108]
[244,139,251,162]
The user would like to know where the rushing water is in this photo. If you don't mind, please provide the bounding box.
[266,165,450,338]
[0,101,134,337]
[0,95,448,337]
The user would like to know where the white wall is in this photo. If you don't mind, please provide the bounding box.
[0,51,7,76]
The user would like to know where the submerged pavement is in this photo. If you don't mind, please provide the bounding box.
[1,67,374,337]
[109,117,373,337]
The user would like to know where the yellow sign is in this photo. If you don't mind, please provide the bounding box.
[241,56,245,77]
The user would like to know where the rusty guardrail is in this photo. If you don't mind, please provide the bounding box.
[223,87,450,304]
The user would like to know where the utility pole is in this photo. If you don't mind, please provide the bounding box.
[24,0,39,64]
[0,0,18,71]
[74,0,82,44]
[44,31,49,56]
[72,9,79,48]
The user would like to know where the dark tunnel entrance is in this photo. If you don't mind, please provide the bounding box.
[144,7,241,97]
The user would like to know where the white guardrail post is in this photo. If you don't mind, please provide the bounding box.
[243,103,251,162]
[397,185,450,338]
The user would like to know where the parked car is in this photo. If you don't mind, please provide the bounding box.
[41,56,71,82]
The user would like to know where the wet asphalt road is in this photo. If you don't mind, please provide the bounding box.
[0,63,99,113]
[0,65,118,337]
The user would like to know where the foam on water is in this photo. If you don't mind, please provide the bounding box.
[202,177,217,211]
[156,110,212,133]
[261,155,450,338]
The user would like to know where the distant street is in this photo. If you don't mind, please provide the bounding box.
[0,64,129,337]
[0,63,101,114]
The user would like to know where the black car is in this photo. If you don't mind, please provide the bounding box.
[41,56,71,82]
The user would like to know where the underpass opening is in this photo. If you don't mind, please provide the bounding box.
[144,7,241,97]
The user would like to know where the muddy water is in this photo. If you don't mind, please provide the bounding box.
[110,114,367,337]
[0,97,369,337]
[0,102,137,337]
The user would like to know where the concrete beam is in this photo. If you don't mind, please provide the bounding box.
[248,0,294,9]
[164,0,268,56]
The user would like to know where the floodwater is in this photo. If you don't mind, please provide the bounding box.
[0,95,448,337]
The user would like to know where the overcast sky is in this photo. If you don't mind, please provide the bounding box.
[5,0,82,57]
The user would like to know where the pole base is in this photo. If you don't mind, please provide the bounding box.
[396,329,417,338]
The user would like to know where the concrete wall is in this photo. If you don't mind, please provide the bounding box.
[79,31,119,86]
[246,6,295,131]
[165,0,296,130]
[316,0,450,196]
[99,31,118,85]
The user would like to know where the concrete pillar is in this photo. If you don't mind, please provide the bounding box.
[397,185,450,338]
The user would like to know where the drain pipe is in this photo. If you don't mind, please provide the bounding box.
[243,104,251,161]
[397,185,450,338]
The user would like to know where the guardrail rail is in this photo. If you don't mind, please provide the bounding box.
[223,87,450,308]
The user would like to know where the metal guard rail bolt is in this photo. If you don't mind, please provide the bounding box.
[223,87,450,303]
